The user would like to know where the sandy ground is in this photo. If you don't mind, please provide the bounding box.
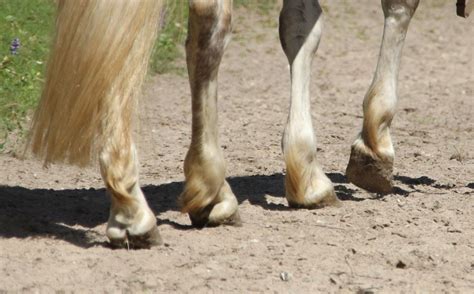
[1,1,473,293]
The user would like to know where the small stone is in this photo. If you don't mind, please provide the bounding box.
[280,271,290,281]
[447,227,462,233]
[396,260,407,269]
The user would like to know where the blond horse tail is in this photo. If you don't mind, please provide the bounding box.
[28,0,162,166]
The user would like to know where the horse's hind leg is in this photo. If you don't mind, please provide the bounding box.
[100,133,161,248]
[346,0,419,194]
[95,0,163,248]
[279,0,339,208]
[180,0,240,227]
[28,1,162,248]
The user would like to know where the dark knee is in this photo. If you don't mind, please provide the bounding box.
[279,0,322,63]
[189,0,216,13]
[186,0,232,72]
[187,0,232,45]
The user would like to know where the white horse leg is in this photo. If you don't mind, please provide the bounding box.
[100,134,161,248]
[180,0,240,227]
[346,0,419,193]
[279,0,339,208]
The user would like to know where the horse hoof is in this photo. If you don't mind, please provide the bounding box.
[190,209,242,228]
[288,188,341,209]
[212,210,242,227]
[285,162,341,209]
[346,144,393,194]
[109,225,162,249]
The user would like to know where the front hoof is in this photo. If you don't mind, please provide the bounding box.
[183,180,241,228]
[190,209,242,228]
[346,144,393,194]
[287,187,341,209]
[109,225,162,249]
[285,162,341,209]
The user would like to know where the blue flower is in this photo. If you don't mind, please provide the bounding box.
[10,38,20,55]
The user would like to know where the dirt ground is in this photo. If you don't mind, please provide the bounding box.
[1,1,473,293]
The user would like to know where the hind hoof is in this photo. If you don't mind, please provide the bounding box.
[346,144,393,194]
[109,225,162,249]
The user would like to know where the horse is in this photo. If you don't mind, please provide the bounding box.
[27,0,470,248]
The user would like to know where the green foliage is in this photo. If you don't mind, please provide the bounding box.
[151,1,188,74]
[235,0,276,14]
[0,0,55,146]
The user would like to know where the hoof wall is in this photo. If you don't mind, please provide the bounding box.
[288,190,341,209]
[346,145,393,194]
[109,226,162,249]
[190,209,242,228]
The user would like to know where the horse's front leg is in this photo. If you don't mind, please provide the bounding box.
[346,0,419,193]
[279,0,339,208]
[180,0,240,227]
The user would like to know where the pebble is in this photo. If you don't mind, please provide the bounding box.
[280,271,290,281]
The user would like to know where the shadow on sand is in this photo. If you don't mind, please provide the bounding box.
[1,172,453,247]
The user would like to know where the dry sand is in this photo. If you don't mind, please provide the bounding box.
[1,1,473,292]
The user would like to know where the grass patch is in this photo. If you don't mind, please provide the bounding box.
[235,0,277,14]
[151,1,188,75]
[0,0,55,148]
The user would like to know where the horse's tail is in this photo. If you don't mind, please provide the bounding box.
[28,0,162,166]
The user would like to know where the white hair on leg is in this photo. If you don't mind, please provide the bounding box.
[280,0,339,208]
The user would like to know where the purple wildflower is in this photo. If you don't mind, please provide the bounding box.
[10,38,20,55]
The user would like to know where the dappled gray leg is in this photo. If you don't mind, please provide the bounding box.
[180,0,240,227]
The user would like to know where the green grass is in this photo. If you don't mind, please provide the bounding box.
[0,0,277,149]
[0,0,55,147]
[235,0,277,14]
[151,1,188,75]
